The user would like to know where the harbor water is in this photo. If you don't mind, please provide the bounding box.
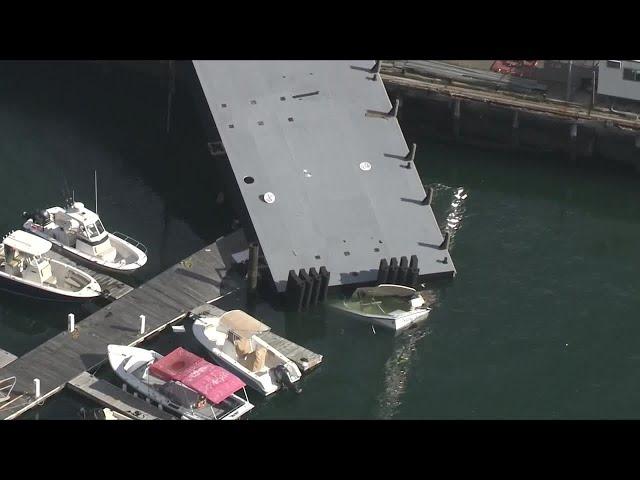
[1,62,639,419]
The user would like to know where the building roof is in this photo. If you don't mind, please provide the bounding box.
[3,230,51,256]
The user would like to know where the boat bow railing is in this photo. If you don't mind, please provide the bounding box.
[112,232,148,254]
[0,376,16,403]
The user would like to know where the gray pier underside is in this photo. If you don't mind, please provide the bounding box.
[193,60,455,291]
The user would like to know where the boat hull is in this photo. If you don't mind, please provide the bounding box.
[47,241,139,276]
[332,302,430,331]
[108,345,253,420]
[24,222,146,275]
[0,272,98,302]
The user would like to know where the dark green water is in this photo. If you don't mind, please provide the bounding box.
[2,62,639,419]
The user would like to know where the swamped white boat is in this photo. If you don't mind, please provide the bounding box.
[0,230,101,302]
[192,310,302,396]
[108,345,254,420]
[333,284,431,331]
[23,201,147,274]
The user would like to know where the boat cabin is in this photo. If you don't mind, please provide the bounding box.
[1,231,55,285]
[51,203,115,259]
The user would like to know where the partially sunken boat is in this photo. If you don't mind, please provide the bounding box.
[333,284,431,331]
[23,202,147,274]
[108,345,254,420]
[0,230,102,302]
[192,310,302,396]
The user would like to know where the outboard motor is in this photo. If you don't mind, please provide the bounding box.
[273,364,302,394]
[23,210,50,226]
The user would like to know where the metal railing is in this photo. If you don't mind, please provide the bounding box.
[0,376,16,403]
[112,232,148,254]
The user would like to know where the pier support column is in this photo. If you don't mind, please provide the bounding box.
[453,99,461,139]
[139,315,146,335]
[511,110,520,147]
[33,378,40,398]
[569,123,578,163]
[247,242,260,304]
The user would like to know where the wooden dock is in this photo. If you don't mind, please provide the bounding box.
[381,64,640,130]
[189,303,323,373]
[68,372,174,420]
[0,230,248,420]
[47,251,133,301]
[0,349,17,369]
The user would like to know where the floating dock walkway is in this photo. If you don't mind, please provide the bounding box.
[68,372,175,420]
[0,230,248,420]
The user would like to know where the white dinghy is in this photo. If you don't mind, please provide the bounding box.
[333,284,431,331]
[192,310,302,396]
[108,345,254,420]
[23,201,147,274]
[0,230,101,302]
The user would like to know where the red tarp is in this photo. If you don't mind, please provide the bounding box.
[149,347,245,404]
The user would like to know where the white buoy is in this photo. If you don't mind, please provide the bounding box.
[139,314,146,334]
[68,313,75,333]
[171,325,185,333]
[33,378,41,398]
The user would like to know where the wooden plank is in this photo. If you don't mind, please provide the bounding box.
[0,349,17,368]
[259,331,323,372]
[67,372,175,420]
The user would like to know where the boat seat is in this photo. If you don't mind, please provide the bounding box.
[203,327,227,347]
[43,274,58,286]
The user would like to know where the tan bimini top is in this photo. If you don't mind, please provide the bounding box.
[3,230,52,256]
[219,310,270,338]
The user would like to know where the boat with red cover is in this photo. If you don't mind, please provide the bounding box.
[108,345,254,420]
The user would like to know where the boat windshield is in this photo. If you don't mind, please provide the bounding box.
[84,220,105,238]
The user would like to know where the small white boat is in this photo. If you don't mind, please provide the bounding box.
[333,284,431,331]
[108,345,254,420]
[23,202,147,274]
[192,310,302,396]
[0,230,102,302]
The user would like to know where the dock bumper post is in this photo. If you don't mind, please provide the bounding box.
[439,232,451,250]
[388,257,399,284]
[247,242,260,300]
[407,255,420,288]
[318,267,330,303]
[286,270,305,312]
[139,315,146,335]
[68,313,75,333]
[308,267,321,307]
[377,258,389,284]
[405,143,416,169]
[299,269,313,311]
[388,99,399,119]
[421,187,434,206]
[398,256,409,286]
[34,378,41,398]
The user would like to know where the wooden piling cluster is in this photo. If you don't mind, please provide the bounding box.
[285,267,330,312]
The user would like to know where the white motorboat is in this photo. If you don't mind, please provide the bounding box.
[0,230,102,302]
[192,310,302,396]
[333,284,431,331]
[108,345,254,420]
[23,201,147,274]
